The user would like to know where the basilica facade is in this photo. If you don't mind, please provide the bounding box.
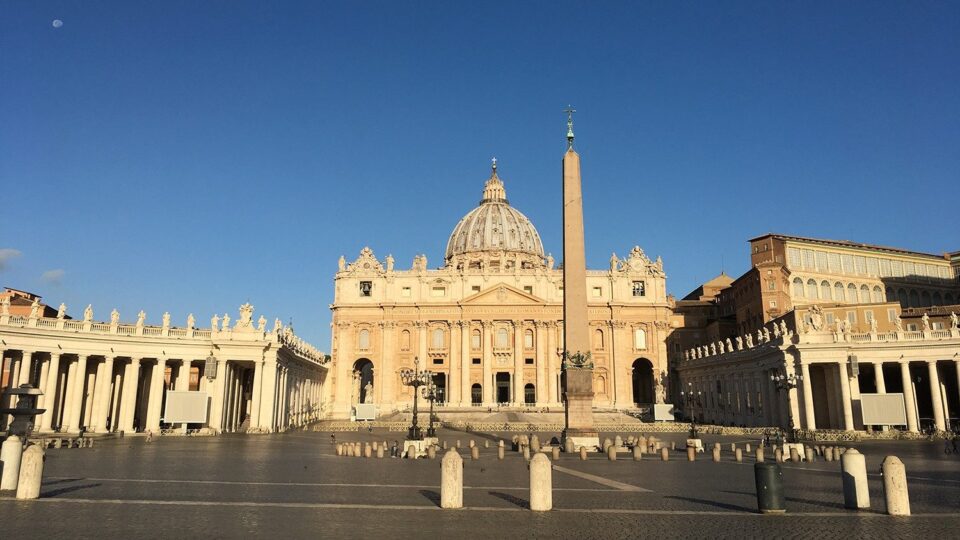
[328,163,673,419]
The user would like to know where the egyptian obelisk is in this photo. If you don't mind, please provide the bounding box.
[560,108,600,451]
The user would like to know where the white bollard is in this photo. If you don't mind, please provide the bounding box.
[840,448,870,510]
[441,449,463,509]
[579,447,588,461]
[529,452,552,511]
[0,435,23,492]
[498,446,505,460]
[471,446,480,460]
[882,456,910,516]
[16,444,44,500]
[552,447,560,461]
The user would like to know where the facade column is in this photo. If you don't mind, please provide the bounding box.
[38,353,62,432]
[223,363,235,431]
[66,355,89,432]
[875,362,887,393]
[93,356,116,432]
[118,358,141,432]
[449,321,461,406]
[176,360,191,391]
[837,361,854,430]
[927,361,946,432]
[955,360,960,424]
[17,350,34,386]
[535,321,547,406]
[380,322,395,408]
[482,322,493,405]
[36,354,50,412]
[800,362,816,430]
[546,322,556,405]
[258,354,278,432]
[209,356,227,431]
[900,361,919,432]
[145,358,166,433]
[460,321,471,406]
[513,320,524,404]
[250,360,264,431]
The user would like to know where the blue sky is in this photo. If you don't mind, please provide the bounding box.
[2,1,958,348]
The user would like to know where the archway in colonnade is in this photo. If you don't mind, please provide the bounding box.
[353,358,374,404]
[631,358,654,406]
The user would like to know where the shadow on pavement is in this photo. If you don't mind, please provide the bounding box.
[664,495,754,513]
[419,489,441,507]
[489,491,529,509]
[41,483,101,497]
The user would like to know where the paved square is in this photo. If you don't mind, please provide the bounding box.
[2,430,959,538]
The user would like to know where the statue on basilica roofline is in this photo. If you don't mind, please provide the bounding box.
[386,254,394,272]
[921,313,931,331]
[83,304,93,322]
[57,303,66,319]
[211,314,220,330]
[187,313,195,329]
[162,312,171,328]
[258,315,267,332]
[29,298,40,318]
[951,312,958,330]
[136,310,146,327]
[546,253,554,270]
[222,313,231,330]
[110,309,119,325]
[610,252,620,272]
[338,256,346,272]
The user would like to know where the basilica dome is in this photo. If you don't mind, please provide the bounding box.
[444,162,545,265]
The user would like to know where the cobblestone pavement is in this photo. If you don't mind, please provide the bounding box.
[1,429,958,538]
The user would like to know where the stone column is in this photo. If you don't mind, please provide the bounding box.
[460,321,471,406]
[449,321,461,406]
[176,360,191,391]
[17,350,33,386]
[66,355,90,432]
[547,322,557,405]
[535,321,547,406]
[381,322,395,407]
[36,354,50,411]
[875,362,887,393]
[250,360,264,429]
[899,362,918,433]
[258,355,278,431]
[513,320,524,404]
[118,358,141,432]
[482,322,493,405]
[417,321,428,363]
[837,361,854,431]
[955,360,960,421]
[209,356,227,431]
[927,361,945,432]
[93,356,115,432]
[145,358,166,432]
[332,322,353,417]
[800,363,816,431]
[223,363,235,431]
[38,353,62,432]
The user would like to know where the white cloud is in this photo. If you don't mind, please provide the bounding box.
[0,248,22,271]
[40,269,65,285]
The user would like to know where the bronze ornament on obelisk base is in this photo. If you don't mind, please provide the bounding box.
[560,107,600,452]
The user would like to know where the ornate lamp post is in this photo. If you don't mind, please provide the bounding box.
[399,357,432,441]
[423,382,439,437]
[771,369,803,443]
[680,382,702,439]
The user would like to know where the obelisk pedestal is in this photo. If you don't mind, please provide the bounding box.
[559,112,600,452]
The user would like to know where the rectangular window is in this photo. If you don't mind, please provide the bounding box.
[359,281,372,297]
[769,300,777,308]
[841,254,854,274]
[401,286,411,297]
[802,249,815,269]
[632,281,646,296]
[471,285,481,293]
[854,256,867,274]
[828,253,842,273]
[472,357,481,365]
[907,324,918,332]
[431,287,446,297]
[867,258,879,276]
[879,259,891,277]
[847,311,857,324]
[933,322,944,330]
[592,287,602,298]
[826,313,835,325]
[767,280,776,291]
[524,358,534,365]
[524,332,534,349]
[471,333,481,350]
[432,358,444,365]
[523,285,533,295]
[887,308,897,322]
[816,251,828,270]
[864,310,874,323]
[787,247,801,268]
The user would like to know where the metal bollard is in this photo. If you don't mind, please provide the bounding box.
[841,449,869,510]
[440,449,463,509]
[754,462,786,514]
[529,453,552,511]
[882,456,910,516]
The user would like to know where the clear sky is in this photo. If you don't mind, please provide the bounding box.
[2,1,958,348]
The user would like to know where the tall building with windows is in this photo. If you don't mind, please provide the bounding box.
[328,162,673,419]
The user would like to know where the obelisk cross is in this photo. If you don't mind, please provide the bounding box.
[563,105,576,149]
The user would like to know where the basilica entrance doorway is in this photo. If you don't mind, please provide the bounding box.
[495,372,511,404]
[632,358,654,405]
[353,359,374,404]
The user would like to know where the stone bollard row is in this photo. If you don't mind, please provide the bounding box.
[687,446,696,462]
[531,435,541,452]
[498,446,505,460]
[745,443,752,454]
[471,446,480,461]
[840,449,869,510]
[523,446,531,461]
[756,447,765,463]
[529,453,552,511]
[377,446,384,459]
[580,447,588,461]
[16,444,44,500]
[607,445,617,461]
[441,449,463,509]
[484,440,490,449]
[805,446,815,463]
[552,447,561,461]
[882,456,910,516]
[428,446,437,460]
[634,446,643,462]
[735,448,743,463]
[660,447,669,461]
[774,448,783,463]
[712,447,721,463]
[1,435,24,492]
[790,447,800,463]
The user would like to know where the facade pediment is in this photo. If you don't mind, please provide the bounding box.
[461,284,545,305]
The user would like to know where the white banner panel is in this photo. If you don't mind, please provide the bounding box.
[860,393,907,426]
[164,391,209,423]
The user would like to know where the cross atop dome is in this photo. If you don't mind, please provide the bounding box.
[481,158,507,203]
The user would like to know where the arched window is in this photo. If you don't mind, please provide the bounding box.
[897,288,908,307]
[945,293,955,305]
[847,284,858,303]
[792,278,804,297]
[909,290,920,307]
[886,287,896,302]
[921,291,931,307]
[594,328,604,350]
[358,329,370,350]
[495,328,508,348]
[524,383,535,404]
[933,292,943,305]
[872,286,883,303]
[432,328,444,348]
[860,285,871,304]
[471,384,482,405]
[594,375,607,394]
[471,328,481,349]
[400,329,411,351]
[633,328,647,350]
[805,279,817,299]
[820,281,831,300]
[524,329,534,349]
[835,282,845,302]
